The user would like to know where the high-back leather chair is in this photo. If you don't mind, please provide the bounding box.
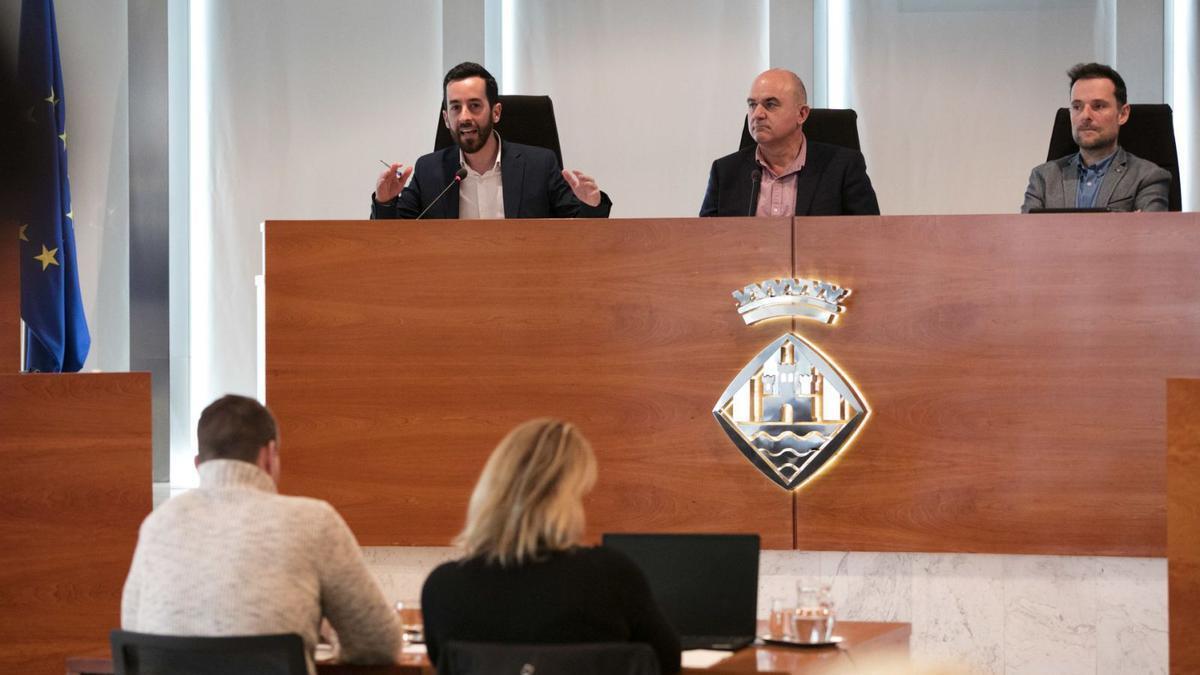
[434,95,564,168]
[1045,104,1182,211]
[739,108,863,151]
[109,631,307,675]
[438,641,660,675]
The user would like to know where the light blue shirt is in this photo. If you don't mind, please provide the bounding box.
[1075,150,1117,209]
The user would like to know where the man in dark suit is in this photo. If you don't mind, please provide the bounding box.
[700,68,879,218]
[371,62,611,219]
[1021,63,1169,213]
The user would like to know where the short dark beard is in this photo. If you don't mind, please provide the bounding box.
[453,116,494,154]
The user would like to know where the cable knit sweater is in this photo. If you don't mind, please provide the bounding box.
[121,459,399,671]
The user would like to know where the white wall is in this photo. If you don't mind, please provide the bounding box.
[189,0,443,429]
[841,1,1157,216]
[510,0,769,218]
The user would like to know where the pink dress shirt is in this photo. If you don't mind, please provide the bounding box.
[754,134,808,217]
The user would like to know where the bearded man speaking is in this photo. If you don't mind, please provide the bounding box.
[371,62,611,220]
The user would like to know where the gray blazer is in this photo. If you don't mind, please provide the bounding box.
[1021,147,1170,213]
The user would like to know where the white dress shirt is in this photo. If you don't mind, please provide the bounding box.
[458,135,506,219]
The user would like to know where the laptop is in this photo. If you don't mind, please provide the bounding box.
[602,533,760,651]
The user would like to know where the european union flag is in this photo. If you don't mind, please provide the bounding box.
[17,0,90,372]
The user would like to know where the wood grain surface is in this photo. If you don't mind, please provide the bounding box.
[1169,379,1200,675]
[790,213,1198,555]
[702,621,909,673]
[266,218,795,548]
[0,373,152,674]
[266,214,1198,556]
[2,225,18,370]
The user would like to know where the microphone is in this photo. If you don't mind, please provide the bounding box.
[747,169,762,217]
[416,167,469,219]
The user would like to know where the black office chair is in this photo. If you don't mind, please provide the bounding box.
[739,108,863,152]
[434,95,564,168]
[109,630,307,675]
[1045,104,1182,211]
[438,641,660,675]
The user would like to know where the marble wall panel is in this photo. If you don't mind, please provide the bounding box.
[361,547,1168,675]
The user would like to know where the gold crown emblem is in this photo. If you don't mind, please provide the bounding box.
[731,278,851,325]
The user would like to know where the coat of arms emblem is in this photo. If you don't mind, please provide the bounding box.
[713,278,869,490]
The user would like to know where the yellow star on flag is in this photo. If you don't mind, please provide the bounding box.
[45,87,58,105]
[18,224,29,242]
[65,209,73,221]
[34,244,60,271]
[59,130,67,148]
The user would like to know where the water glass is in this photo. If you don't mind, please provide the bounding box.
[394,600,425,645]
[792,581,835,643]
[767,597,792,638]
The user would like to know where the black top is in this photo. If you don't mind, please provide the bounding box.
[421,546,681,673]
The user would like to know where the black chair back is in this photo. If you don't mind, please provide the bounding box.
[109,630,307,675]
[739,108,862,152]
[438,641,659,675]
[1046,104,1182,211]
[434,95,564,168]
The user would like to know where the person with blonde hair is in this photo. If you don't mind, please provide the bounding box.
[421,418,681,672]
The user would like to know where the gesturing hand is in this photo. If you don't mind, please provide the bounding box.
[375,163,414,203]
[562,169,601,207]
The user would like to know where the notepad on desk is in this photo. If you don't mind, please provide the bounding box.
[681,649,734,669]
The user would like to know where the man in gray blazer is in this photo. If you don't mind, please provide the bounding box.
[1021,63,1169,213]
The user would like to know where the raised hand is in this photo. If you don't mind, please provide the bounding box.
[562,169,601,207]
[375,163,414,203]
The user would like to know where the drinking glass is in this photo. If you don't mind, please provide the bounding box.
[394,600,424,646]
[768,597,792,638]
[792,581,835,643]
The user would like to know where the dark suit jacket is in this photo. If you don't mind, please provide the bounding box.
[699,141,880,217]
[371,141,611,219]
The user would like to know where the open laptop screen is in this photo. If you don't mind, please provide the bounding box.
[602,533,760,641]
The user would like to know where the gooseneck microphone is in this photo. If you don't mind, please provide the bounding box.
[747,169,762,217]
[416,167,469,219]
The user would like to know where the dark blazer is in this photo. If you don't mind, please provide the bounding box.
[371,141,611,219]
[699,141,880,217]
[1020,146,1170,213]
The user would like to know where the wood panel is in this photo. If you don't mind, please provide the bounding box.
[0,373,152,674]
[1169,379,1200,675]
[266,218,795,548]
[709,621,909,673]
[791,213,1200,555]
[2,222,18,370]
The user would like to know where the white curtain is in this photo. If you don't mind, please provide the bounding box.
[842,0,1115,215]
[195,0,442,409]
[509,0,769,218]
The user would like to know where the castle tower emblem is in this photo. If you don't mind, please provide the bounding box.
[713,279,869,490]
